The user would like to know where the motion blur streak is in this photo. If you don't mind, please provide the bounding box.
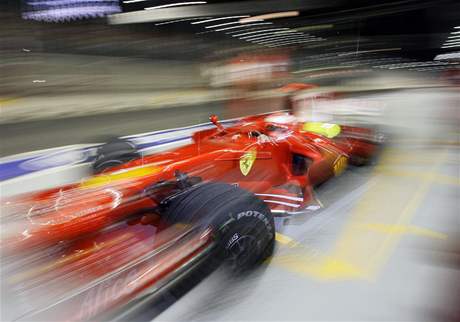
[1,0,460,321]
[239,11,300,23]
[145,2,207,10]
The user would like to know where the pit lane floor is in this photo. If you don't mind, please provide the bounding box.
[2,89,459,321]
[154,144,460,322]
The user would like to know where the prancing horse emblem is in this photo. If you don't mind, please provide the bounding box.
[240,148,257,176]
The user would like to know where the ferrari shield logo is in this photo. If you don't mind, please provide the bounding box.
[240,149,257,176]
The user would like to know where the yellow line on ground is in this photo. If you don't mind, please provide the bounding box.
[271,147,450,281]
[273,233,365,279]
[376,167,460,186]
[364,151,448,276]
[0,97,19,107]
[271,253,364,280]
[360,223,448,240]
[275,232,301,248]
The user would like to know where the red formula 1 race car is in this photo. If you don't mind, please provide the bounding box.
[1,112,381,321]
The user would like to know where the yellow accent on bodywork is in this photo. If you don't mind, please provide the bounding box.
[333,155,348,176]
[303,122,341,138]
[80,167,160,188]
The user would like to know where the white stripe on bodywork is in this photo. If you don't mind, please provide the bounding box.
[255,193,303,202]
[271,209,314,215]
[263,199,301,208]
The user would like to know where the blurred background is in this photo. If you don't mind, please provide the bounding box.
[1,0,459,155]
[1,0,459,321]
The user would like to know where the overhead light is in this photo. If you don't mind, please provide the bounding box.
[206,21,251,28]
[246,35,309,43]
[444,39,460,44]
[239,11,299,23]
[455,26,460,29]
[338,48,401,56]
[225,28,287,35]
[434,52,460,60]
[232,28,290,37]
[442,44,460,48]
[380,61,439,69]
[266,42,307,48]
[155,17,210,25]
[267,39,315,47]
[145,1,206,10]
[214,22,272,32]
[273,29,302,35]
[448,35,460,39]
[253,39,309,46]
[444,41,460,45]
[240,32,306,40]
[251,34,308,42]
[254,37,312,45]
[191,16,249,24]
[451,31,460,35]
[247,34,309,42]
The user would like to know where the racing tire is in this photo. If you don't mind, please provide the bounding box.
[163,182,275,272]
[93,138,140,174]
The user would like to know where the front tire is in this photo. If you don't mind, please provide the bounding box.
[163,182,275,271]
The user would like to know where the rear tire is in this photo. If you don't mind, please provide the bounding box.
[163,182,275,271]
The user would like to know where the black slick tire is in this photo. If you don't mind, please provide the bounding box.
[163,182,275,272]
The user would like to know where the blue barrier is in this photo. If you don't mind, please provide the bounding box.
[0,120,236,181]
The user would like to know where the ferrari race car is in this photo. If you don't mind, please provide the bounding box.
[1,112,380,321]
